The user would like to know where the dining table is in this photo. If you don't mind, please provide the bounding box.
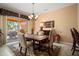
[24,34,48,51]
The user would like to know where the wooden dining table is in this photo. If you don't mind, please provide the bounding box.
[24,34,48,51]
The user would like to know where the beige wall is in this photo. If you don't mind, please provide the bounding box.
[35,4,77,43]
[78,4,79,31]
[27,20,33,34]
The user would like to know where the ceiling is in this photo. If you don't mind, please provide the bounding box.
[0,3,75,16]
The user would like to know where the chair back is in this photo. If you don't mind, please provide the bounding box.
[18,32,27,48]
[72,28,79,45]
[70,29,76,45]
[48,30,54,47]
[73,28,79,36]
[70,29,75,40]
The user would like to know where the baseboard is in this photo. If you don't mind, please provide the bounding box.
[60,42,73,46]
[6,41,19,45]
[53,42,73,47]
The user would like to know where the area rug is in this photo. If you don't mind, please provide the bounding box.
[8,43,61,56]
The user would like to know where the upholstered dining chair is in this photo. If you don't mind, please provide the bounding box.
[40,30,54,55]
[18,32,32,56]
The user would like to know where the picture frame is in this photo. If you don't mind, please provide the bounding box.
[44,21,54,28]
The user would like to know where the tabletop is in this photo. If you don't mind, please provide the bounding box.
[25,34,48,41]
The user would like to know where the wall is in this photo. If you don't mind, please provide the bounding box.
[0,15,7,45]
[35,4,77,43]
[27,20,33,34]
[78,4,79,31]
[0,15,3,46]
[19,21,28,32]
[0,16,3,29]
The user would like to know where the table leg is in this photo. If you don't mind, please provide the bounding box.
[33,40,35,50]
[38,41,41,51]
[48,47,51,56]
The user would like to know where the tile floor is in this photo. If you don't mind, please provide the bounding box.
[0,42,79,56]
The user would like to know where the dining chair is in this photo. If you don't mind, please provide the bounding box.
[19,32,32,56]
[70,29,76,51]
[40,30,54,55]
[70,28,79,55]
[73,28,79,36]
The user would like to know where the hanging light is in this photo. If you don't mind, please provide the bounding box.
[28,3,38,20]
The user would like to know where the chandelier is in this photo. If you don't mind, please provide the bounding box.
[28,3,38,20]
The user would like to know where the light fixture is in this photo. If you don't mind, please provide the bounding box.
[28,3,38,20]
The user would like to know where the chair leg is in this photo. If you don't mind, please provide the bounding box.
[52,45,53,51]
[72,49,75,55]
[71,45,74,51]
[25,48,27,56]
[71,42,75,51]
[48,47,51,56]
[72,45,76,55]
[20,47,22,53]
